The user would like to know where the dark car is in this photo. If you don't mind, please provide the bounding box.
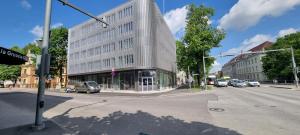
[228,79,238,86]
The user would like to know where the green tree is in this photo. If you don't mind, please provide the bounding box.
[177,4,225,85]
[48,27,68,86]
[262,32,300,81]
[23,43,41,64]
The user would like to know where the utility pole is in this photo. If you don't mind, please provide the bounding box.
[188,66,191,89]
[291,47,299,88]
[32,0,109,130]
[203,51,207,90]
[33,0,52,130]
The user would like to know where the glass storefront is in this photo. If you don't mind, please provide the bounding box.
[68,69,175,91]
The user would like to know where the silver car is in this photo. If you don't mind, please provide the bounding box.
[73,81,101,94]
[233,80,247,87]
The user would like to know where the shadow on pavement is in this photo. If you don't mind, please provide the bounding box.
[0,92,72,132]
[52,110,241,135]
[0,92,72,112]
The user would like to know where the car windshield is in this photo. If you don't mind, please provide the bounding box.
[249,80,257,82]
[218,79,226,82]
[87,81,98,87]
[237,80,244,83]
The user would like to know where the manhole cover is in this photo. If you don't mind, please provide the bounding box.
[209,108,225,112]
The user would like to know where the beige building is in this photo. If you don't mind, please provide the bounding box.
[18,50,68,88]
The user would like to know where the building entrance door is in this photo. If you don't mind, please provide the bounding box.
[142,77,153,91]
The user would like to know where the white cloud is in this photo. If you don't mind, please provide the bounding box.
[219,0,300,30]
[223,27,299,55]
[278,28,298,37]
[210,61,222,73]
[223,34,274,55]
[21,0,32,10]
[30,25,43,38]
[164,6,188,38]
[30,23,64,39]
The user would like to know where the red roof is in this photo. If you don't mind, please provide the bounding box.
[223,41,273,67]
[249,41,272,52]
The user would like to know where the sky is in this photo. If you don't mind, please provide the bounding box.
[1,0,300,73]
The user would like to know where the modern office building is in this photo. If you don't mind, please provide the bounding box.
[222,41,272,81]
[67,0,176,91]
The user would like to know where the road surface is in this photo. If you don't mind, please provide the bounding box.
[0,86,299,135]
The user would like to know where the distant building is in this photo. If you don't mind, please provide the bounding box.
[18,50,38,88]
[67,0,176,91]
[18,50,68,88]
[222,41,272,81]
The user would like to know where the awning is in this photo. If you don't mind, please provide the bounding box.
[0,47,28,65]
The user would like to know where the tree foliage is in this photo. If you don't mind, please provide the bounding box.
[262,32,300,80]
[177,4,225,84]
[48,27,68,84]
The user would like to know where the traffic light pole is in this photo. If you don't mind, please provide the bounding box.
[203,51,207,90]
[32,0,109,130]
[291,47,299,88]
[33,0,52,130]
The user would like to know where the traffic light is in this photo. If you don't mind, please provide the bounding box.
[101,17,107,28]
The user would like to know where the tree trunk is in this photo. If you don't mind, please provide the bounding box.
[59,66,63,88]
[197,63,201,86]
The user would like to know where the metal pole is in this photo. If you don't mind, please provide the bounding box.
[33,0,52,130]
[188,66,191,89]
[57,0,108,26]
[203,51,207,90]
[291,47,299,88]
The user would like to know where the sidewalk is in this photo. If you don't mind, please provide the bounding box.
[261,84,299,90]
[0,120,71,135]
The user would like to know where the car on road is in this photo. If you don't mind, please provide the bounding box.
[214,79,228,87]
[228,79,238,86]
[233,80,247,87]
[247,80,260,87]
[72,81,101,94]
[65,85,76,93]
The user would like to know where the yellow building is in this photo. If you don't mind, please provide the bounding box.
[18,50,67,89]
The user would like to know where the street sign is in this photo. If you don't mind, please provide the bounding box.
[0,47,28,65]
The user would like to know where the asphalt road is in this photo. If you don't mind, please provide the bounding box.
[0,86,299,135]
[209,86,300,135]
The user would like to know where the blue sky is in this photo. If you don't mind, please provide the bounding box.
[1,0,300,72]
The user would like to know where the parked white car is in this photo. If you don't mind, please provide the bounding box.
[247,80,260,87]
[215,79,228,87]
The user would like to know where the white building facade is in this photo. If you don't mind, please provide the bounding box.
[222,41,272,81]
[67,0,176,91]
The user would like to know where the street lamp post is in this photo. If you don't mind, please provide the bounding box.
[202,51,207,90]
[291,47,299,88]
[32,0,109,130]
[33,0,52,130]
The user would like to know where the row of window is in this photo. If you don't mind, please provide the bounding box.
[69,37,134,61]
[119,5,133,19]
[69,54,134,73]
[237,66,259,74]
[70,21,134,50]
[70,5,133,38]
[118,22,133,35]
[237,57,259,68]
[237,74,260,80]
